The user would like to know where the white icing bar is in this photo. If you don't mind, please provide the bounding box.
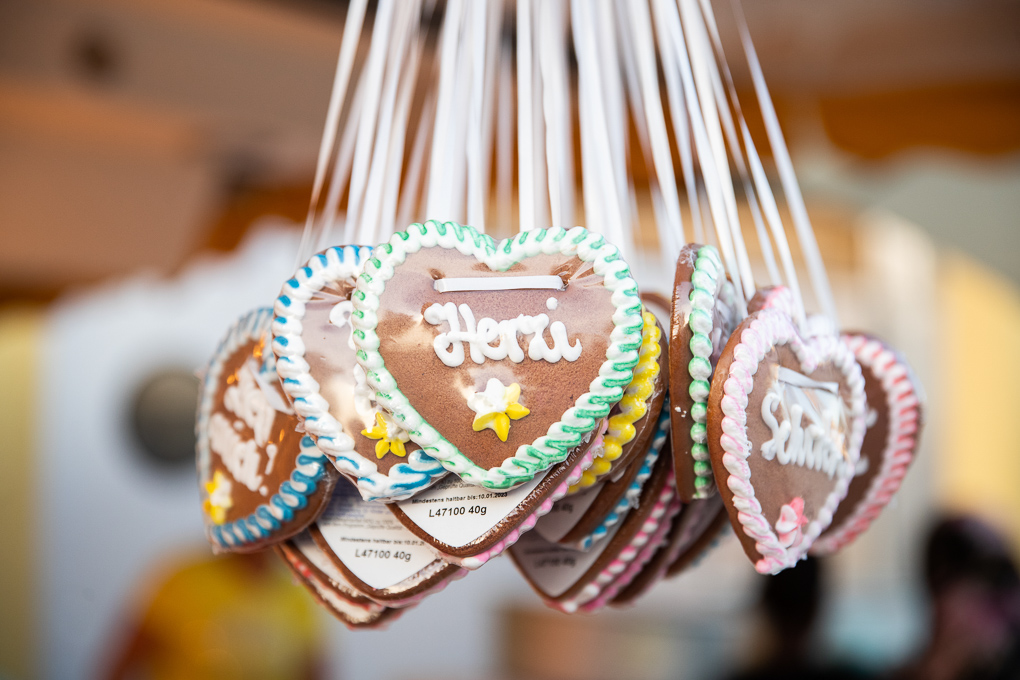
[777,366,838,394]
[434,275,565,293]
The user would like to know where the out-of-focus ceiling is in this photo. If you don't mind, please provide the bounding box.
[0,0,1017,298]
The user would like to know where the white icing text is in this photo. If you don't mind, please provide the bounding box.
[423,302,582,367]
[209,412,264,491]
[759,375,850,480]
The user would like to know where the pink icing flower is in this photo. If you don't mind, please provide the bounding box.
[775,497,808,548]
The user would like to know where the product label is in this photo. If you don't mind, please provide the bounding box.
[397,471,547,548]
[317,482,438,590]
[533,483,603,542]
[512,522,621,598]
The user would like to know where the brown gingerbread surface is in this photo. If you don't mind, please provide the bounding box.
[375,248,616,472]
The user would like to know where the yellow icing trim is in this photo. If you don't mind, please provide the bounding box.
[569,309,661,492]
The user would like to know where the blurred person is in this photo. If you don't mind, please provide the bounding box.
[722,556,872,680]
[103,549,325,680]
[893,516,1020,680]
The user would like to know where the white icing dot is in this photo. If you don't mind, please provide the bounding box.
[546,297,559,310]
[233,420,244,431]
[260,486,268,496]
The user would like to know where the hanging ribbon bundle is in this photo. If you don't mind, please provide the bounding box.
[194,0,924,627]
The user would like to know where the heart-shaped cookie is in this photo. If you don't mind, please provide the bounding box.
[811,333,923,555]
[510,452,679,613]
[565,310,667,492]
[540,403,670,551]
[197,308,338,552]
[275,538,402,629]
[307,478,465,607]
[708,308,866,574]
[388,420,605,569]
[352,221,643,490]
[670,244,739,502]
[272,246,447,501]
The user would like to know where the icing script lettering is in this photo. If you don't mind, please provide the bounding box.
[209,412,264,491]
[759,368,850,480]
[223,365,275,446]
[423,302,582,368]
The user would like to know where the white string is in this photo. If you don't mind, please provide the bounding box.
[476,2,503,232]
[654,0,747,314]
[621,0,685,263]
[357,0,417,245]
[516,0,536,231]
[697,0,805,323]
[316,71,366,250]
[595,0,631,251]
[495,42,515,234]
[425,0,465,221]
[466,0,489,231]
[732,0,837,323]
[295,0,368,266]
[679,0,754,301]
[539,0,573,231]
[650,0,703,244]
[396,91,435,229]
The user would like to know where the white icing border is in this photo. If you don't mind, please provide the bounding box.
[810,334,922,555]
[714,308,866,574]
[352,221,643,489]
[271,246,448,502]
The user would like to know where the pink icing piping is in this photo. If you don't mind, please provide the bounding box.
[717,309,866,574]
[810,334,921,555]
[550,474,680,613]
[447,420,608,569]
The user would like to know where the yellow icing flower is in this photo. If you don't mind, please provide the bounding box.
[468,379,530,442]
[569,309,661,492]
[361,411,410,459]
[203,470,234,525]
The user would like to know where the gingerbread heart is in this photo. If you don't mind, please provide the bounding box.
[609,496,728,605]
[276,538,402,629]
[307,478,465,607]
[196,308,337,552]
[510,452,680,613]
[566,309,667,492]
[811,333,923,554]
[670,244,739,502]
[272,246,448,501]
[539,403,671,551]
[351,221,643,490]
[389,420,605,569]
[708,308,866,574]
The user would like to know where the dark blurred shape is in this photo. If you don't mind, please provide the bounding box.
[722,557,872,680]
[69,26,121,84]
[130,369,200,470]
[102,549,324,680]
[894,515,1020,680]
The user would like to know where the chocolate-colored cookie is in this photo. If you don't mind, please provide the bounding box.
[670,244,738,502]
[812,333,923,554]
[308,478,464,607]
[510,452,680,613]
[388,421,603,569]
[197,308,338,553]
[275,541,402,629]
[568,310,668,492]
[544,405,670,550]
[351,221,643,490]
[273,246,447,502]
[707,308,866,574]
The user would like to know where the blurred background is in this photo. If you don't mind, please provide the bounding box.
[0,0,1018,678]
